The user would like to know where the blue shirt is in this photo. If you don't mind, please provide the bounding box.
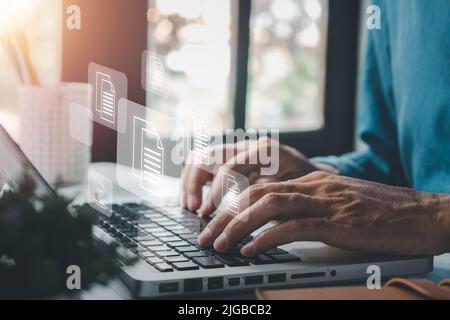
[313,0,450,193]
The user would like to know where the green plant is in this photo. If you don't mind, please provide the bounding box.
[0,172,131,299]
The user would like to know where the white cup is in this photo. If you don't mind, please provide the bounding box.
[18,83,93,186]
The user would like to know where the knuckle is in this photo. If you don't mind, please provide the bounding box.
[260,192,282,209]
[247,184,264,200]
[253,234,269,251]
[305,170,330,180]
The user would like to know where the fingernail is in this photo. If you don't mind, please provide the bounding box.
[198,200,211,216]
[198,228,212,246]
[188,195,196,211]
[214,233,228,252]
[241,242,254,256]
[180,193,186,207]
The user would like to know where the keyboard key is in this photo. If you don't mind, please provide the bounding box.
[152,231,173,237]
[154,263,173,272]
[145,227,166,234]
[172,261,199,271]
[133,235,154,241]
[247,255,274,265]
[216,254,250,267]
[138,251,155,258]
[159,236,182,242]
[270,254,301,263]
[184,251,209,258]
[124,203,150,211]
[137,223,159,229]
[173,229,194,235]
[265,248,288,255]
[157,250,179,257]
[175,246,200,253]
[147,257,164,265]
[167,241,190,248]
[140,240,162,247]
[152,217,171,223]
[164,255,189,263]
[192,257,225,269]
[157,221,178,227]
[180,234,199,240]
[170,225,187,231]
[148,245,171,252]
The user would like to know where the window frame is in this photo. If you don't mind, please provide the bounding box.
[62,0,361,161]
[232,0,361,157]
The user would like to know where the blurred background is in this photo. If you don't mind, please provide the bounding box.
[0,0,361,163]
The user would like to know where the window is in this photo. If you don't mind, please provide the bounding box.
[62,0,359,161]
[0,0,60,141]
[247,0,328,131]
[146,0,233,130]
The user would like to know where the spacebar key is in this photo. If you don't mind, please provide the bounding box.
[192,257,225,269]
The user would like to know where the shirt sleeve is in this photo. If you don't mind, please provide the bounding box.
[312,3,408,187]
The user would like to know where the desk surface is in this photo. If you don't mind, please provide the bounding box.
[68,163,450,300]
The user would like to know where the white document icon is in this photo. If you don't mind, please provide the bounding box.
[96,72,116,124]
[191,117,210,165]
[87,171,113,217]
[222,173,240,215]
[94,177,107,209]
[140,128,164,196]
[149,55,166,94]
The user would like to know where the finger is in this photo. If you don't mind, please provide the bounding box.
[186,143,245,212]
[197,209,236,247]
[241,218,333,256]
[198,180,303,246]
[199,147,263,216]
[198,183,265,246]
[213,192,325,252]
[181,162,213,211]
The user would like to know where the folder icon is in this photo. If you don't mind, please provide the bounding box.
[140,127,164,196]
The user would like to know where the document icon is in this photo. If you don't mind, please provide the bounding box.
[96,71,116,124]
[149,54,166,94]
[87,171,113,217]
[190,117,210,165]
[222,173,240,215]
[140,127,164,196]
[93,177,107,210]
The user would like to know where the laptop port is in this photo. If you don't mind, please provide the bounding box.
[184,278,203,293]
[245,275,263,285]
[208,277,224,290]
[228,277,240,286]
[268,273,286,283]
[291,272,326,279]
[159,282,179,293]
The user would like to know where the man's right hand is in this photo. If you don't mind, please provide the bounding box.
[180,137,335,216]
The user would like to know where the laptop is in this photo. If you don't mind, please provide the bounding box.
[0,124,433,298]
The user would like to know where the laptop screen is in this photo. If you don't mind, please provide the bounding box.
[0,125,55,198]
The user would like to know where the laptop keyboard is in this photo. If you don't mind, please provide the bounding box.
[79,202,301,272]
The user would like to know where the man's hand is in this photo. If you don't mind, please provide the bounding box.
[198,171,450,256]
[180,138,333,216]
